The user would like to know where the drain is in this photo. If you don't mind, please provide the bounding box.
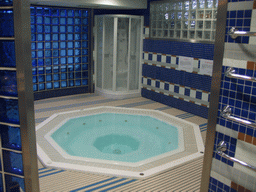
[140,173,144,176]
[113,149,121,154]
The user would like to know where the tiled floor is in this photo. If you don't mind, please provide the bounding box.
[35,93,207,192]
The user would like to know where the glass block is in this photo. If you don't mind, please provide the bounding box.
[190,30,195,39]
[75,34,81,40]
[75,18,81,25]
[32,68,37,75]
[37,42,44,49]
[176,30,181,38]
[0,10,14,37]
[31,51,36,58]
[68,57,74,64]
[45,58,52,65]
[61,81,67,87]
[30,7,35,15]
[75,72,81,78]
[31,34,36,41]
[53,42,58,49]
[205,21,211,29]
[53,58,59,65]
[33,84,38,91]
[183,21,188,29]
[32,59,36,67]
[67,10,74,17]
[53,66,59,73]
[44,25,51,33]
[82,26,88,33]
[38,59,44,66]
[51,9,59,16]
[82,71,88,78]
[82,79,88,86]
[68,34,73,40]
[197,10,204,19]
[82,18,88,25]
[190,21,195,29]
[182,31,188,39]
[60,26,66,33]
[0,41,16,67]
[82,41,88,48]
[38,67,44,74]
[67,42,74,49]
[67,18,74,25]
[60,42,66,48]
[38,75,45,82]
[1,125,21,151]
[46,66,52,73]
[52,17,59,25]
[82,56,88,63]
[37,16,43,24]
[204,31,211,40]
[75,49,81,56]
[82,10,88,17]
[75,64,81,71]
[53,74,59,81]
[39,83,45,90]
[75,57,81,63]
[68,26,74,32]
[68,72,74,79]
[61,73,67,80]
[205,11,212,19]
[0,98,19,124]
[60,9,66,16]
[75,10,81,17]
[82,33,88,40]
[61,66,67,72]
[75,79,81,86]
[60,18,66,25]
[31,25,36,33]
[53,50,59,57]
[0,71,17,96]
[44,50,52,57]
[68,49,74,56]
[75,26,81,33]
[52,26,59,33]
[33,76,37,83]
[0,0,13,6]
[69,80,74,87]
[44,34,51,41]
[5,174,25,192]
[36,25,43,33]
[196,31,203,39]
[46,82,52,89]
[3,150,23,175]
[60,50,66,57]
[44,8,51,16]
[37,34,44,41]
[44,17,51,24]
[82,64,88,70]
[68,65,74,72]
[192,0,197,9]
[75,42,81,48]
[36,7,43,15]
[52,34,58,41]
[38,50,44,58]
[199,0,205,9]
[197,21,203,29]
[54,82,60,88]
[60,34,66,40]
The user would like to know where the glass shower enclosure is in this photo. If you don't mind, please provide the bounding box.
[95,15,143,99]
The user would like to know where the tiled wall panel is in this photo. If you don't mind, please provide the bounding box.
[209,0,256,191]
[141,25,213,118]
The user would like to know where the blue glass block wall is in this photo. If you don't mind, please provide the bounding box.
[31,6,91,100]
[0,1,25,191]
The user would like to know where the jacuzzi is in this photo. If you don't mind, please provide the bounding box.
[36,106,204,178]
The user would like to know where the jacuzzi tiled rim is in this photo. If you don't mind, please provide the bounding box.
[36,106,204,179]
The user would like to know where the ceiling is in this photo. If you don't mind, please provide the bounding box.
[30,0,148,9]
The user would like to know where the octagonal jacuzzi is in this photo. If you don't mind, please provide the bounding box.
[36,106,204,178]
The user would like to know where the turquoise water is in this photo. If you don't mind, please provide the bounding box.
[51,113,179,163]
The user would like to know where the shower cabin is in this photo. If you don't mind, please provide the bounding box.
[94,15,143,99]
